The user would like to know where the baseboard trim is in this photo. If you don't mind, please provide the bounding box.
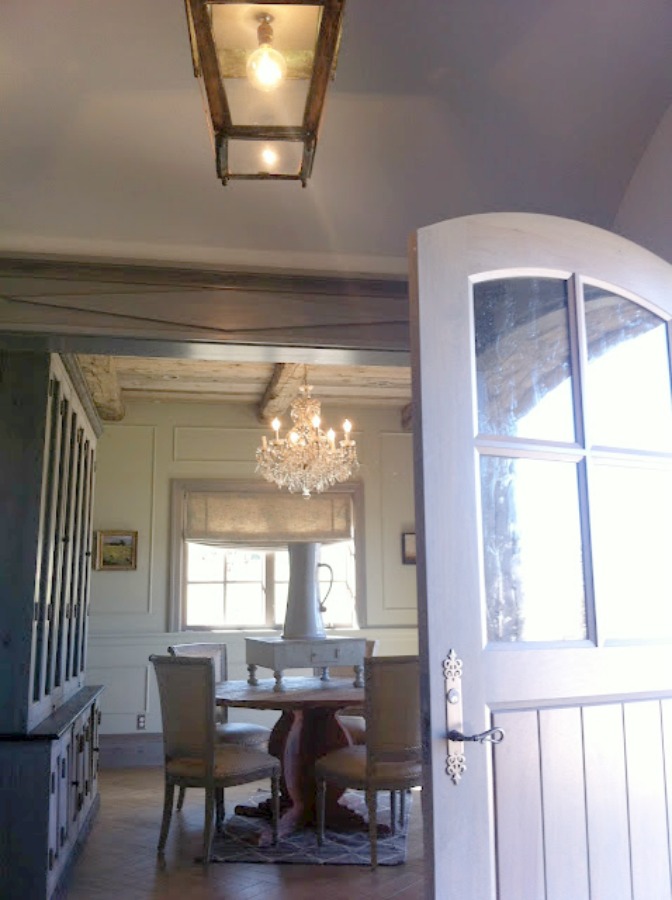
[99,733,163,768]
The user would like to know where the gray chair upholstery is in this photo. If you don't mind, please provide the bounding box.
[150,654,280,866]
[314,655,422,868]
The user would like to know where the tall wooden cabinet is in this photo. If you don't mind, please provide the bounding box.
[0,352,103,899]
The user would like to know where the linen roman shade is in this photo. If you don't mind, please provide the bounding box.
[183,489,353,546]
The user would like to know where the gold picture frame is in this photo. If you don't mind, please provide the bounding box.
[95,530,138,571]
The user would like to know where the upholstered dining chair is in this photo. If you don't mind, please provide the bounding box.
[168,641,272,811]
[150,654,280,866]
[314,655,421,868]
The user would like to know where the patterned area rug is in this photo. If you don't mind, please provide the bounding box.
[211,789,411,866]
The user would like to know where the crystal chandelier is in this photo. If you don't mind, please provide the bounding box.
[256,384,358,498]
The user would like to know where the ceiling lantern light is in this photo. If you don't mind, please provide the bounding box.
[256,383,359,498]
[184,0,346,186]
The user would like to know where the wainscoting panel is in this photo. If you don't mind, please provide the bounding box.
[493,697,672,900]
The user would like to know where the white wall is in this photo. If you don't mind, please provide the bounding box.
[87,399,419,734]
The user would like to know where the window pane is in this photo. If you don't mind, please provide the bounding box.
[274,581,288,627]
[275,550,289,581]
[226,584,265,626]
[591,463,672,639]
[185,584,225,627]
[225,549,264,581]
[584,286,672,451]
[187,542,224,582]
[474,278,575,442]
[480,455,587,642]
[321,582,356,628]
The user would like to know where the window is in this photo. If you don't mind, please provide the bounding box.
[184,541,356,629]
[169,480,364,631]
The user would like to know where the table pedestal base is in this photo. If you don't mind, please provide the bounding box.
[234,706,366,842]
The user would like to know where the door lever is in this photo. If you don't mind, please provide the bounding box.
[447,727,505,745]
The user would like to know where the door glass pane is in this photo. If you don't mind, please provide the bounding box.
[584,286,672,451]
[474,278,575,442]
[590,462,672,639]
[480,455,587,642]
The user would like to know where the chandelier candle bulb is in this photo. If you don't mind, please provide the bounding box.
[255,383,359,498]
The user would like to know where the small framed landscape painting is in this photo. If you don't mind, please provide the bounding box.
[401,532,417,565]
[95,530,138,571]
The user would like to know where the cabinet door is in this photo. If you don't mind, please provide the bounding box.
[47,742,60,888]
[31,374,64,726]
[70,717,85,827]
[58,727,73,856]
[91,699,102,795]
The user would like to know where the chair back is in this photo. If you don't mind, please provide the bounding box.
[364,655,421,769]
[150,654,216,770]
[167,642,228,681]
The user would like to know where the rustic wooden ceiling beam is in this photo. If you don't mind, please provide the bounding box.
[76,355,125,421]
[257,362,307,422]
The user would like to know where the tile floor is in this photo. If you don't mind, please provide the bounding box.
[65,768,426,899]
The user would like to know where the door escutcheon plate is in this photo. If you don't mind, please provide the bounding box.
[443,649,466,784]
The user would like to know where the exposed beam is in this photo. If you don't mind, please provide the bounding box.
[0,257,409,354]
[77,355,125,421]
[257,363,307,422]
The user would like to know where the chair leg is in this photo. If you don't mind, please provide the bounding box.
[158,780,175,854]
[399,789,406,827]
[215,787,225,833]
[271,772,280,846]
[176,786,187,811]
[390,790,397,835]
[202,788,215,867]
[316,776,327,846]
[366,788,378,869]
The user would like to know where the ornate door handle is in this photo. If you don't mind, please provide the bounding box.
[447,727,505,744]
[443,649,504,785]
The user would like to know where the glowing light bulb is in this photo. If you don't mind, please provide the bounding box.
[261,146,278,168]
[271,418,281,438]
[311,414,321,429]
[327,428,335,446]
[289,431,299,444]
[247,43,286,92]
[343,419,352,435]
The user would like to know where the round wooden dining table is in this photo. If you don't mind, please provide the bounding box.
[216,675,364,838]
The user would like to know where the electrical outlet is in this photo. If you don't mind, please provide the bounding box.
[136,713,146,730]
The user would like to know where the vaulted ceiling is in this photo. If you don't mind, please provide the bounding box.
[2,0,672,419]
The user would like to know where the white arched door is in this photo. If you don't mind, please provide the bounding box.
[411,213,672,899]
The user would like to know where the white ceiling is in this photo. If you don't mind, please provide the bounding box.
[2,1,672,416]
[3,0,672,275]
